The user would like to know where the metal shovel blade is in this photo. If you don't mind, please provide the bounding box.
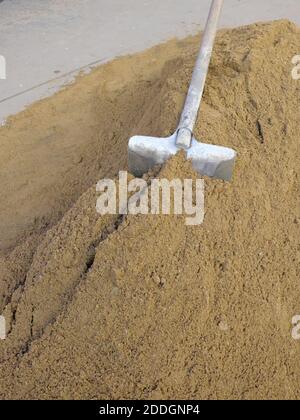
[128,133,236,181]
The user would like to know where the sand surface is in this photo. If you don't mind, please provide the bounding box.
[0,20,299,400]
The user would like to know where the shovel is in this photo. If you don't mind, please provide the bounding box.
[128,0,236,181]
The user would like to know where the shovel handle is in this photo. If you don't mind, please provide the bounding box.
[176,0,223,149]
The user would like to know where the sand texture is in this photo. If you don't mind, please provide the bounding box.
[0,20,299,399]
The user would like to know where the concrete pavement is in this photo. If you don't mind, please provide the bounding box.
[0,0,299,123]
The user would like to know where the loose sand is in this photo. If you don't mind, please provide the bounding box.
[0,20,299,400]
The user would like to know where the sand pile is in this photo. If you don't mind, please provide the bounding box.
[0,20,299,400]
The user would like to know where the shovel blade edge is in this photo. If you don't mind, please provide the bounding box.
[128,134,236,181]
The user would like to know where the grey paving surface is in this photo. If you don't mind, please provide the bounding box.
[0,0,299,123]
